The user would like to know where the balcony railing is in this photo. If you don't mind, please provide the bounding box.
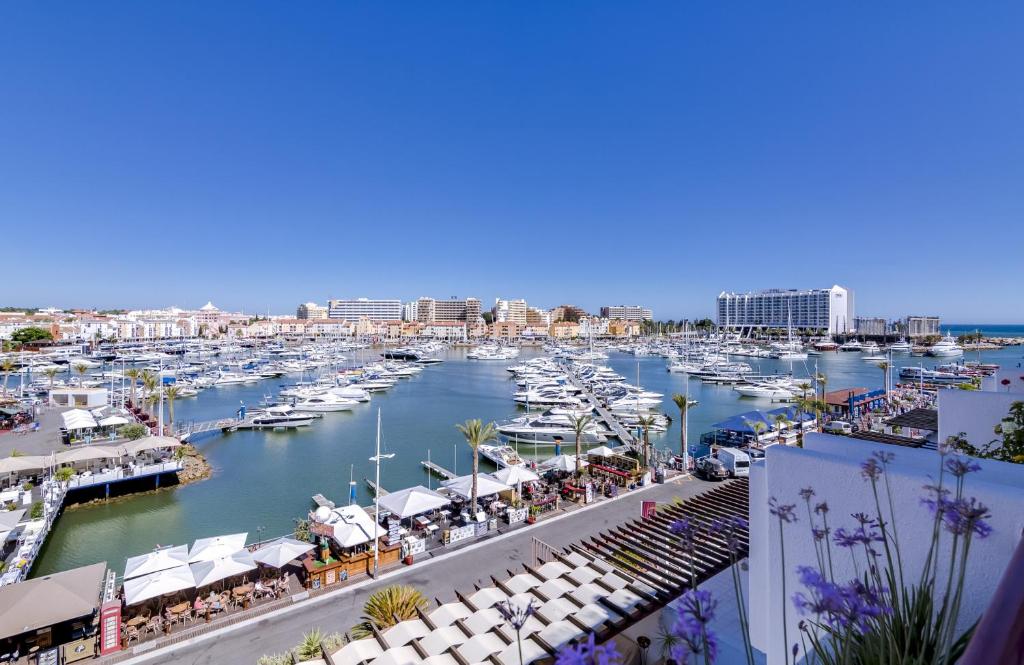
[66,461,182,489]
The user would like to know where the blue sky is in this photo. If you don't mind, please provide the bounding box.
[1,3,1022,321]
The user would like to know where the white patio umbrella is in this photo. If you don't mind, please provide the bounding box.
[441,474,510,500]
[587,445,617,458]
[98,415,130,427]
[188,533,248,563]
[122,565,196,605]
[189,549,257,587]
[378,485,450,519]
[493,466,540,486]
[539,454,588,473]
[251,537,315,568]
[124,545,189,580]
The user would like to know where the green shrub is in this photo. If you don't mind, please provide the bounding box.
[118,423,149,440]
[29,502,43,520]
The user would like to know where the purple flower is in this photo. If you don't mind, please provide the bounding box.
[670,518,699,553]
[677,589,718,626]
[709,516,747,556]
[860,458,882,482]
[555,632,622,665]
[799,487,816,501]
[942,497,993,538]
[670,616,719,665]
[851,512,874,527]
[832,526,882,549]
[944,456,981,478]
[769,497,797,524]
[812,527,829,542]
[814,501,830,516]
[872,450,895,465]
[495,598,537,631]
[793,566,891,631]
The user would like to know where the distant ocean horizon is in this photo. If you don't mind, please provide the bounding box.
[944,324,1024,338]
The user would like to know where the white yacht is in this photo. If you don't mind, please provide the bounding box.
[293,393,358,412]
[888,339,912,353]
[478,444,526,468]
[927,335,964,357]
[498,416,608,444]
[733,383,795,400]
[838,340,863,352]
[329,385,372,402]
[249,405,316,429]
[860,341,881,354]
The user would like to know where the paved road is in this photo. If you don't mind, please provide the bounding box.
[126,475,719,664]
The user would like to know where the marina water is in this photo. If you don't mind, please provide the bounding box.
[32,343,1024,577]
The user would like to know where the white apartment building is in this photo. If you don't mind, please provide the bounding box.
[402,301,419,322]
[578,317,609,337]
[296,302,328,319]
[494,298,527,325]
[717,285,854,334]
[420,321,468,341]
[599,305,652,321]
[327,298,402,321]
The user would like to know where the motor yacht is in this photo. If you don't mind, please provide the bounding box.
[888,339,912,353]
[733,383,795,400]
[478,444,526,468]
[249,405,317,429]
[329,385,372,402]
[927,335,964,357]
[838,340,863,352]
[498,416,608,444]
[293,393,359,412]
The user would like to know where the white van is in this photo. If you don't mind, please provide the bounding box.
[823,421,853,435]
[717,448,750,478]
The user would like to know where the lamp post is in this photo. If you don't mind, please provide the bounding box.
[369,408,394,577]
[256,526,265,548]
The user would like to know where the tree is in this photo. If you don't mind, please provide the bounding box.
[73,363,89,387]
[295,628,324,661]
[164,385,179,431]
[455,419,498,511]
[351,585,427,639]
[124,368,141,407]
[637,414,657,469]
[140,370,158,414]
[750,420,767,445]
[10,327,52,345]
[773,413,789,440]
[1,358,13,394]
[949,401,1024,463]
[671,393,696,461]
[44,367,59,394]
[569,414,593,478]
[118,423,149,440]
[877,361,890,399]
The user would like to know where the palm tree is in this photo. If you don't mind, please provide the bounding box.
[295,628,325,661]
[1,358,13,394]
[636,414,657,469]
[140,370,157,414]
[773,413,789,441]
[455,419,498,511]
[569,414,593,478]
[73,363,89,387]
[816,373,828,401]
[124,368,141,407]
[351,585,427,639]
[797,382,812,399]
[671,393,696,462]
[44,367,59,394]
[877,361,890,400]
[750,420,767,445]
[164,386,179,432]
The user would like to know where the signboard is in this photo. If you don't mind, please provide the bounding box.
[404,537,427,556]
[585,483,594,504]
[325,569,337,586]
[506,507,528,525]
[387,518,401,544]
[641,501,657,519]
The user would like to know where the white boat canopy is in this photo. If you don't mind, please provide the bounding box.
[441,474,510,500]
[188,533,248,563]
[122,565,195,605]
[189,549,256,587]
[251,537,315,568]
[124,545,190,580]
[378,485,450,518]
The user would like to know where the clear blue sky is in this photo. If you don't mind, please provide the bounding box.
[2,2,1022,321]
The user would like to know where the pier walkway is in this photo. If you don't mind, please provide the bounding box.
[563,371,637,448]
[420,460,456,480]
[311,493,335,509]
[365,478,388,496]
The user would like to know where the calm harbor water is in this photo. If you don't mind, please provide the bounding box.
[32,344,1024,577]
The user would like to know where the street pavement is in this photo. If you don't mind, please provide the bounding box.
[123,475,719,664]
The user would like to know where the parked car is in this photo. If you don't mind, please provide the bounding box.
[823,421,853,435]
[695,456,729,481]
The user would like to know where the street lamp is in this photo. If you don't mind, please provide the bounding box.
[256,526,265,548]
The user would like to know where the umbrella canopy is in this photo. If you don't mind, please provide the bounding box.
[54,445,121,465]
[189,533,248,563]
[189,549,256,587]
[493,466,540,486]
[378,485,450,518]
[539,454,588,473]
[0,455,49,475]
[122,565,196,605]
[0,562,105,641]
[124,545,190,580]
[61,409,98,430]
[121,436,182,457]
[251,537,315,568]
[320,505,384,549]
[98,415,130,427]
[442,474,510,500]
[586,445,618,458]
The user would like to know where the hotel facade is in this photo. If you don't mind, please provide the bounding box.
[716,285,854,334]
[327,298,403,321]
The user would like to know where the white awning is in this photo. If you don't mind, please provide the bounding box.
[55,446,121,465]
[61,410,98,430]
[122,565,195,605]
[188,533,248,563]
[377,485,450,518]
[189,550,256,587]
[317,505,383,549]
[98,415,130,427]
[121,436,182,456]
[251,537,314,568]
[493,466,540,486]
[124,545,190,580]
[587,445,618,457]
[539,454,588,473]
[441,474,510,500]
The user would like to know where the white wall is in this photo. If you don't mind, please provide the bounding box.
[938,390,1022,452]
[981,368,1024,394]
[749,433,1024,665]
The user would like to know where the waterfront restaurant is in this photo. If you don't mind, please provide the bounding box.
[824,386,887,419]
[302,504,395,590]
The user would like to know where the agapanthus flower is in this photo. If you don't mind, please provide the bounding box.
[942,497,993,538]
[851,512,874,527]
[669,517,699,553]
[860,458,882,482]
[872,450,895,465]
[495,598,537,631]
[832,526,883,549]
[814,501,830,516]
[677,589,718,626]
[555,632,622,665]
[944,455,982,478]
[769,497,797,523]
[709,516,747,556]
[812,527,829,542]
[799,487,816,501]
[793,566,891,631]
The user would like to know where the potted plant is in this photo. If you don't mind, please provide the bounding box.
[526,505,539,524]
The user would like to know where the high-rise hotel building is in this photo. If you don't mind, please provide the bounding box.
[600,305,653,321]
[415,297,482,323]
[327,298,403,321]
[716,285,854,334]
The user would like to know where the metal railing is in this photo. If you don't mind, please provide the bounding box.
[66,461,183,489]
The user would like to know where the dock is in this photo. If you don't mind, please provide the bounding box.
[311,493,335,509]
[421,460,457,480]
[563,372,637,448]
[365,478,388,496]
